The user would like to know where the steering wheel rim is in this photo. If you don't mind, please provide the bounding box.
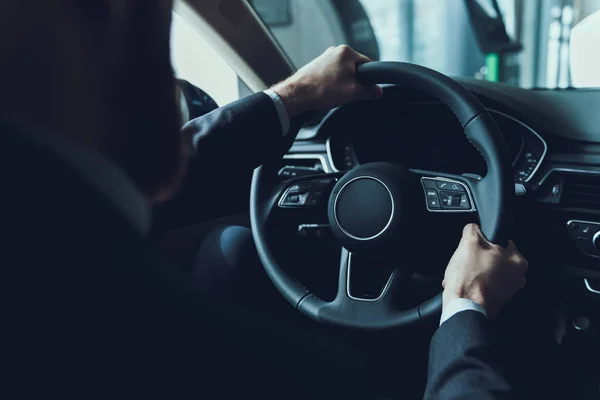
[251,62,513,330]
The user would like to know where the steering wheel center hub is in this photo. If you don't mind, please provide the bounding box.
[334,177,394,240]
[328,163,419,254]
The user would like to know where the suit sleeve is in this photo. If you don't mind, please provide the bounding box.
[424,310,513,400]
[182,92,297,172]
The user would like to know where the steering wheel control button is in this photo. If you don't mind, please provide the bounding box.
[334,177,394,241]
[436,181,448,190]
[460,195,470,209]
[450,194,461,207]
[426,190,441,209]
[282,192,308,206]
[279,178,335,209]
[439,192,451,207]
[278,166,322,179]
[566,220,600,258]
[297,224,331,239]
[421,178,475,213]
[439,192,466,209]
[436,181,466,192]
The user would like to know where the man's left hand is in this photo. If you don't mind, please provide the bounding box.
[271,45,383,118]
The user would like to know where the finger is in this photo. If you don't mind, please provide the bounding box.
[461,223,481,245]
[336,45,371,64]
[462,223,478,238]
[521,257,529,273]
[507,239,519,252]
[509,252,527,271]
[355,52,373,65]
[471,223,498,249]
[356,83,383,101]
[470,223,488,243]
[516,254,529,273]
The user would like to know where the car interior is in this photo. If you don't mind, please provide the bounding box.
[155,1,600,398]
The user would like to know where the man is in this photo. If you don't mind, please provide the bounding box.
[0,1,527,399]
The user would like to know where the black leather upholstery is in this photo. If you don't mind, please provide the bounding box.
[356,62,486,128]
[464,113,513,246]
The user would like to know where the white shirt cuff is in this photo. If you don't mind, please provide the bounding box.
[440,298,488,326]
[263,89,290,137]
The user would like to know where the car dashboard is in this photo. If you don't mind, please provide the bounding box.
[325,98,547,186]
[279,81,600,362]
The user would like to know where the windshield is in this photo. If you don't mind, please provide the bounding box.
[250,0,600,89]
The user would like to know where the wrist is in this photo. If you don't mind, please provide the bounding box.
[271,77,315,119]
[442,288,486,311]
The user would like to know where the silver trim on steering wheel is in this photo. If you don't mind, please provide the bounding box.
[333,176,395,241]
[584,278,600,295]
[346,251,396,302]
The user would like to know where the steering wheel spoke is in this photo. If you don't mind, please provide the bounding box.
[337,248,404,304]
[296,247,432,330]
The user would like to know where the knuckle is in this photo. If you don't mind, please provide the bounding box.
[511,254,528,274]
[462,236,480,249]
[490,247,504,258]
[462,231,479,244]
[462,223,477,238]
[337,44,352,56]
[520,257,529,271]
[489,243,503,253]
[464,222,478,230]
[180,121,195,135]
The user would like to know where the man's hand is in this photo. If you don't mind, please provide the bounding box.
[271,45,383,118]
[442,224,528,318]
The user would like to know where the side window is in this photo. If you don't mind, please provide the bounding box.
[170,11,239,106]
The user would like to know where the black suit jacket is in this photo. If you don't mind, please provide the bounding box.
[182,91,298,171]
[2,93,322,398]
[424,310,512,399]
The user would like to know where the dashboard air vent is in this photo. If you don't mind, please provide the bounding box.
[562,174,600,210]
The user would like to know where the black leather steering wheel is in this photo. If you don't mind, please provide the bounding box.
[250,62,513,330]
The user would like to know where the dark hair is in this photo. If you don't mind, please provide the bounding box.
[71,0,181,197]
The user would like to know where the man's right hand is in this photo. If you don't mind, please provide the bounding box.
[442,224,528,318]
[271,45,383,119]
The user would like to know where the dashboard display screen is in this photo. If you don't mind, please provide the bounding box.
[348,104,523,176]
